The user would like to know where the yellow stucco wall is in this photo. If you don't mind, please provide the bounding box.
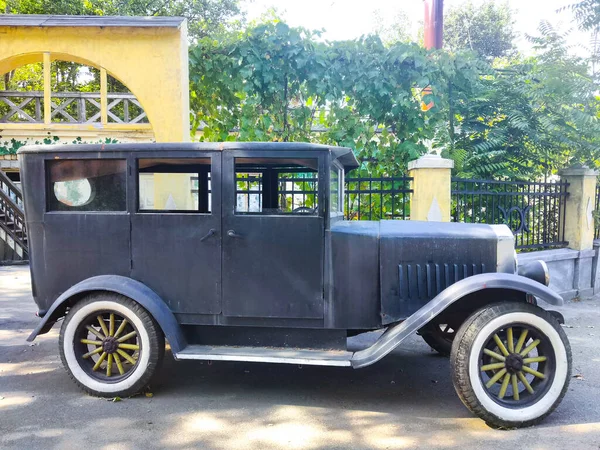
[152,173,195,211]
[0,23,190,142]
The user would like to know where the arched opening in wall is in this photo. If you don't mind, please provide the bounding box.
[49,61,148,125]
[0,55,150,126]
[0,61,45,123]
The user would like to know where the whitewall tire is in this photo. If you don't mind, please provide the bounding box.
[59,293,164,397]
[450,302,571,428]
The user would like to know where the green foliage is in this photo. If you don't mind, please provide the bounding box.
[566,0,600,31]
[565,0,600,83]
[444,22,600,179]
[189,20,480,173]
[443,0,516,59]
[189,18,600,180]
[3,0,244,40]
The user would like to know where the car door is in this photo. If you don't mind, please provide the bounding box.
[131,151,222,315]
[221,149,325,319]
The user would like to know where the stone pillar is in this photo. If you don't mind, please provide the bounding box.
[559,166,598,251]
[559,166,598,299]
[408,154,454,222]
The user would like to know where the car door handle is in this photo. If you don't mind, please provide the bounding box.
[227,229,243,238]
[199,228,216,242]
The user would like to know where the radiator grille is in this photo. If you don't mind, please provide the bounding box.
[398,263,488,300]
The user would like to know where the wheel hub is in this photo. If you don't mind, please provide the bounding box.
[102,336,118,354]
[504,353,524,374]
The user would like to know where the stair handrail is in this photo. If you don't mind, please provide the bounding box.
[0,214,28,257]
[0,169,23,209]
[0,188,25,221]
[0,170,27,256]
[0,194,28,256]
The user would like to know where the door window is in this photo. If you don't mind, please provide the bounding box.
[137,158,211,213]
[234,158,318,215]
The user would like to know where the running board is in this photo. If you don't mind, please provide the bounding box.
[175,345,353,367]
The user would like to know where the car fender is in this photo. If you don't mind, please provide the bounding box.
[351,272,563,369]
[26,275,186,353]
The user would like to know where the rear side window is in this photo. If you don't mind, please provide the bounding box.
[47,159,126,212]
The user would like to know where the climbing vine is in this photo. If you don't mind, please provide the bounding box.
[189,20,600,178]
[189,21,479,173]
[0,136,118,155]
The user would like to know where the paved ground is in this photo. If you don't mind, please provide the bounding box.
[2,266,600,450]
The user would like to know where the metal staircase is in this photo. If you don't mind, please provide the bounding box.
[0,170,28,264]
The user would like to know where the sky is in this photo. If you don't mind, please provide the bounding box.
[242,0,589,55]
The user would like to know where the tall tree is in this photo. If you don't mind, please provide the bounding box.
[567,0,600,31]
[444,0,516,58]
[444,21,600,178]
[566,0,600,82]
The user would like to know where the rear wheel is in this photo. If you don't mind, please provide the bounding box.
[59,293,164,397]
[451,302,571,428]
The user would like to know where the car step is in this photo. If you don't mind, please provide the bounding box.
[175,345,353,367]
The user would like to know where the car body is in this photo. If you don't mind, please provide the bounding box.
[19,142,571,428]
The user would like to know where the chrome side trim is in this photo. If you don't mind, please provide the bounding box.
[175,353,352,367]
[175,345,353,367]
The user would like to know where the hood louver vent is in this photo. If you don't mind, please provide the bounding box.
[398,263,489,301]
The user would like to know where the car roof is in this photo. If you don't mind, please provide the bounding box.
[18,142,360,171]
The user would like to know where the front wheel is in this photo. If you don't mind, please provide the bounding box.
[451,302,571,428]
[59,293,165,397]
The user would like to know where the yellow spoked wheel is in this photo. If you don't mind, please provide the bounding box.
[76,312,141,380]
[451,302,571,429]
[479,325,553,404]
[59,293,164,397]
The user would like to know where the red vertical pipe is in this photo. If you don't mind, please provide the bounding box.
[424,0,444,49]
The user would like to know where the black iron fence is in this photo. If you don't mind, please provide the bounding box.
[230,171,413,219]
[451,178,569,250]
[344,174,413,220]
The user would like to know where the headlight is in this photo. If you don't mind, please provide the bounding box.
[518,260,550,286]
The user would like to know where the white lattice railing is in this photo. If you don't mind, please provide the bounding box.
[0,90,148,124]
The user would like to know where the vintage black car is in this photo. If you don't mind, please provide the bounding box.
[20,142,571,428]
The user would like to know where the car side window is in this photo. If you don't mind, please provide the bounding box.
[47,159,126,212]
[235,157,318,215]
[137,158,211,213]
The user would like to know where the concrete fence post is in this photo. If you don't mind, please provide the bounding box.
[558,165,598,251]
[558,165,598,298]
[408,154,454,222]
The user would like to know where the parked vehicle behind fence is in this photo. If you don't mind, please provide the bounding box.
[20,142,571,429]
